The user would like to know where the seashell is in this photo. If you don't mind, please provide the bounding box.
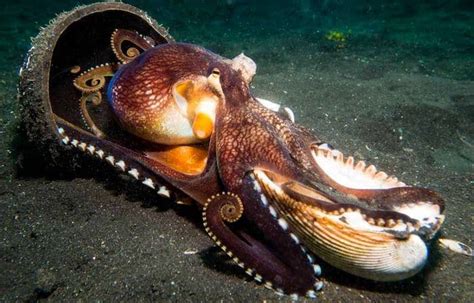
[18,2,174,170]
[254,169,431,281]
[439,238,473,256]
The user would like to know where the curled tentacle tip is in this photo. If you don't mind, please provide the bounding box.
[204,192,244,223]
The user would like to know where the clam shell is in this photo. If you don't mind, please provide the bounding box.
[255,170,429,281]
[439,238,473,256]
[284,208,428,281]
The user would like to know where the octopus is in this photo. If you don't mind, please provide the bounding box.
[51,29,444,297]
[51,29,446,298]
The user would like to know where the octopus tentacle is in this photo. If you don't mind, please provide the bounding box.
[73,63,119,93]
[54,115,174,200]
[203,177,322,297]
[311,143,443,210]
[255,97,295,123]
[111,29,155,64]
[73,63,120,137]
[244,172,324,295]
[79,91,105,138]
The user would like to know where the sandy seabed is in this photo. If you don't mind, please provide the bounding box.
[1,1,473,302]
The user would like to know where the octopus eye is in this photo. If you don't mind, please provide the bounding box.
[211,68,220,76]
[172,78,218,141]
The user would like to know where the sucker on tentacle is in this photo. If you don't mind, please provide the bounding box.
[79,91,105,138]
[248,173,324,292]
[308,144,445,237]
[111,29,155,64]
[73,63,120,93]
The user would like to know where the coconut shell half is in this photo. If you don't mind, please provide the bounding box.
[18,2,173,171]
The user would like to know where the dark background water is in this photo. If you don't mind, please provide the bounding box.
[1,0,473,156]
[1,1,473,302]
[1,0,473,79]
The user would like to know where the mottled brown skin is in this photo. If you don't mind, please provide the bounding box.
[105,44,225,202]
[110,44,214,113]
[108,44,217,144]
[217,101,318,188]
[212,59,328,295]
[106,43,321,294]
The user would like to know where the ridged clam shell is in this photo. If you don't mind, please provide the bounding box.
[285,209,427,281]
[255,170,428,281]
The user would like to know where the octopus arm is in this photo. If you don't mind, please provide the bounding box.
[203,174,321,297]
